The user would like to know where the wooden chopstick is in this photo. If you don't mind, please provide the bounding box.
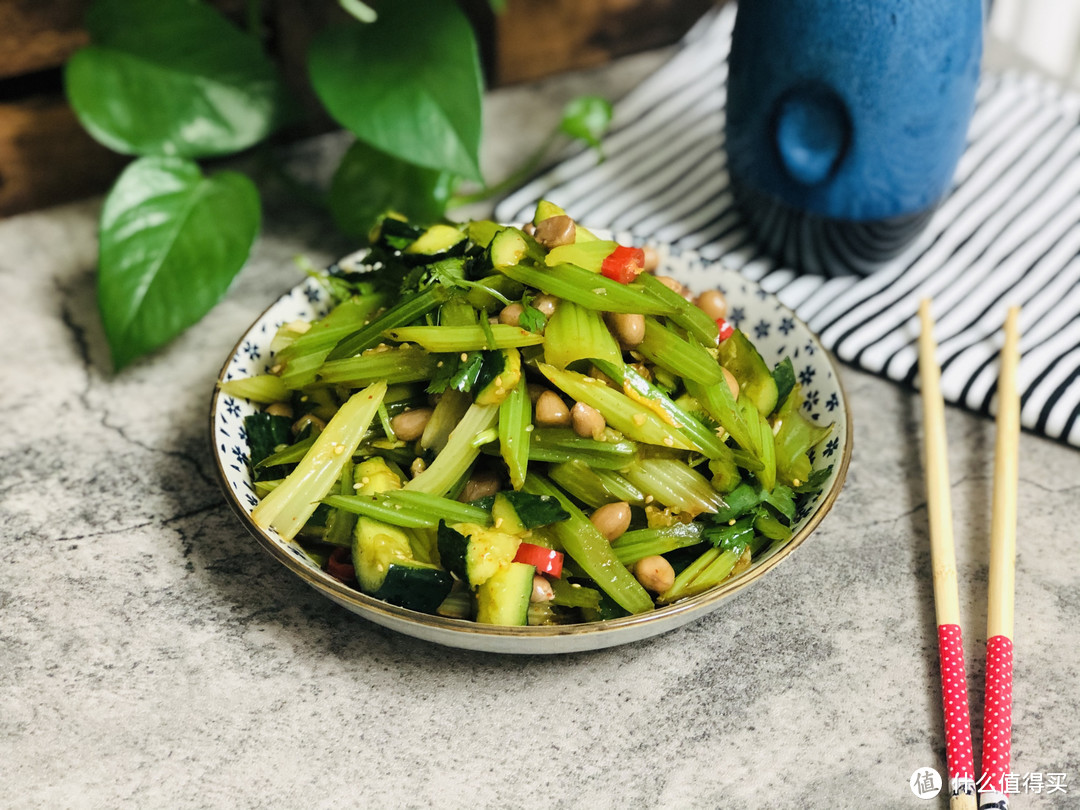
[978,306,1021,809]
[918,299,977,810]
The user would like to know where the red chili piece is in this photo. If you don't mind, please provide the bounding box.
[512,542,564,578]
[716,317,735,342]
[600,245,645,284]
[326,547,355,583]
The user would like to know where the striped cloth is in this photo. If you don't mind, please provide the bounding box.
[497,4,1080,447]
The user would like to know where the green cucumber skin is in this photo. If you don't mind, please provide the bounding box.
[475,562,534,626]
[494,490,569,530]
[372,564,452,614]
[436,522,471,583]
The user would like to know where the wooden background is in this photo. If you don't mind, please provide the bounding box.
[0,0,716,217]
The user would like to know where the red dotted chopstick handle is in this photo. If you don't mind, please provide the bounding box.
[939,624,976,795]
[980,635,1014,796]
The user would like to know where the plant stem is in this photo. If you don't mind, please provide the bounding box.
[448,131,558,209]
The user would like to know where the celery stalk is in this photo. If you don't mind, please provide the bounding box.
[276,295,388,387]
[382,324,544,352]
[322,491,491,528]
[277,295,386,363]
[547,460,647,508]
[543,300,622,370]
[656,546,722,604]
[322,456,358,547]
[611,522,702,549]
[523,474,654,615]
[421,389,470,452]
[538,363,693,451]
[317,347,438,386]
[594,469,647,504]
[590,360,729,458]
[612,524,704,566]
[773,384,833,486]
[528,428,637,469]
[251,381,387,539]
[499,378,531,490]
[326,284,451,360]
[637,273,719,347]
[684,376,759,458]
[497,262,676,315]
[636,318,724,386]
[256,436,316,469]
[753,410,777,491]
[405,403,500,496]
[278,354,328,390]
[622,458,726,515]
[219,374,289,403]
[657,547,740,604]
[547,460,616,508]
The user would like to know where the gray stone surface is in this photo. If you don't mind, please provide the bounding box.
[2,50,1078,810]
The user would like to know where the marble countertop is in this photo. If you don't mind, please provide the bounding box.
[3,48,1078,810]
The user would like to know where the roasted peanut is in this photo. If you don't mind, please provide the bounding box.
[532,294,558,317]
[530,575,555,603]
[535,391,571,427]
[633,555,676,593]
[641,245,660,273]
[656,275,693,301]
[534,215,576,249]
[722,366,740,400]
[499,302,524,326]
[590,501,632,542]
[390,407,433,442]
[266,401,293,419]
[460,469,502,503]
[571,402,606,439]
[695,289,728,321]
[608,312,646,347]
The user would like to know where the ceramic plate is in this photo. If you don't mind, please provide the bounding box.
[210,240,852,654]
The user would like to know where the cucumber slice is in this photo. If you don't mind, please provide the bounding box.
[474,348,521,406]
[491,493,526,534]
[489,227,541,269]
[353,517,451,613]
[437,522,521,588]
[490,491,570,531]
[475,561,535,625]
[373,215,423,249]
[404,224,467,261]
[371,564,453,614]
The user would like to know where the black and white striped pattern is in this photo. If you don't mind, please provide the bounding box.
[497,5,1080,447]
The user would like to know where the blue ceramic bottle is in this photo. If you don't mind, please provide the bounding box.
[725,0,983,274]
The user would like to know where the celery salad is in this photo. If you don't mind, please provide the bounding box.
[220,200,834,627]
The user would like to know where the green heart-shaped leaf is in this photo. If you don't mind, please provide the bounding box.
[309,0,484,181]
[65,0,285,158]
[99,156,261,369]
[330,140,455,240]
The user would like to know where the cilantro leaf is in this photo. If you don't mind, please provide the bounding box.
[518,303,547,333]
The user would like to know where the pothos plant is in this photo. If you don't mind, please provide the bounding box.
[65,0,612,370]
